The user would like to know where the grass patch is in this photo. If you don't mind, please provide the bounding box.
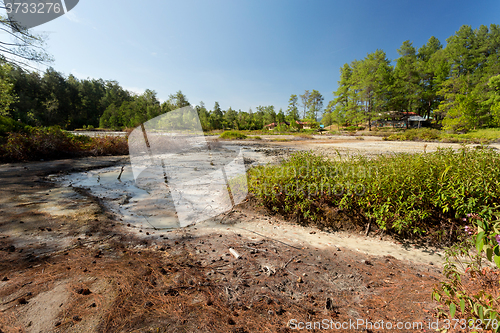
[384,128,441,142]
[271,138,291,142]
[248,148,500,243]
[219,131,247,140]
[441,128,500,143]
[383,127,500,143]
[293,133,313,139]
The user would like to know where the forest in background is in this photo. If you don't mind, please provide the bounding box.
[0,24,499,133]
[326,24,500,132]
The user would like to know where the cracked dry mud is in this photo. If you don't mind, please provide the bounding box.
[1,137,485,332]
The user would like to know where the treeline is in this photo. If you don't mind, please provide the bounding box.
[325,24,500,132]
[0,61,323,131]
[1,64,184,130]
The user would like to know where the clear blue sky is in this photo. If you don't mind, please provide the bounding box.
[31,0,500,113]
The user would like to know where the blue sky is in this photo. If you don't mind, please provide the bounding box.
[31,0,500,113]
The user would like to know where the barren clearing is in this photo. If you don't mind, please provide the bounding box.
[0,136,492,332]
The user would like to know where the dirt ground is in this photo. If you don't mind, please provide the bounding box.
[1,136,490,332]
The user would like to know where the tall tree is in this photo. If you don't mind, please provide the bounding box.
[417,36,447,120]
[286,94,300,122]
[306,90,323,121]
[299,90,310,119]
[393,41,421,119]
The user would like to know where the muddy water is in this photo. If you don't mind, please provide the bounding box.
[55,145,284,230]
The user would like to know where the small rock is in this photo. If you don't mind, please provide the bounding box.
[73,315,81,322]
[297,277,303,283]
[89,303,96,308]
[326,297,334,310]
[75,288,91,295]
[227,318,236,325]
[1,276,8,281]
[18,298,28,305]
[55,321,61,327]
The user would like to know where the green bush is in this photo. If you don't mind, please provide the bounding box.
[385,128,441,141]
[0,115,27,137]
[248,148,500,239]
[433,212,500,327]
[344,126,365,132]
[219,131,247,140]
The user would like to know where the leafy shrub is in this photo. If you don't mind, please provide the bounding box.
[0,116,27,137]
[344,126,365,131]
[433,212,500,328]
[248,148,500,239]
[219,131,247,140]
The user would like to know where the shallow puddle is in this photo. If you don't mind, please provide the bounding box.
[55,145,282,230]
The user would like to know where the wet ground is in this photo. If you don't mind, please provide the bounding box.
[0,136,493,332]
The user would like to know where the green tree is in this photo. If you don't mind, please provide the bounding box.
[286,94,300,122]
[224,107,238,129]
[167,90,190,110]
[306,90,323,121]
[354,50,393,130]
[210,101,223,130]
[393,41,421,119]
[0,61,16,116]
[299,90,310,119]
[417,36,447,120]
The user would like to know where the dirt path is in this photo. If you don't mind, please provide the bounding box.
[0,139,461,332]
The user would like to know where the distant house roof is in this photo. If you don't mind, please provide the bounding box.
[296,121,309,125]
[265,121,290,128]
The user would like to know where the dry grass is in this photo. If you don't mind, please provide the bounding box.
[0,127,128,162]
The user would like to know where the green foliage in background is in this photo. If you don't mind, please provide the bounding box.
[219,131,247,140]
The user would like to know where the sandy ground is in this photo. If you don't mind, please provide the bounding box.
[0,136,492,332]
